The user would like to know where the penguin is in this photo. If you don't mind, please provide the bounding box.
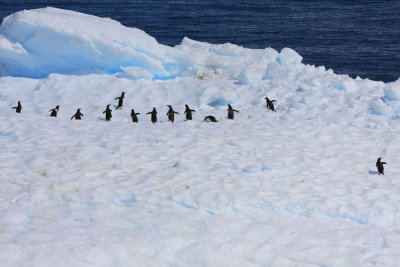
[184,104,196,120]
[227,104,239,119]
[49,105,59,117]
[114,92,126,109]
[131,109,140,123]
[376,157,387,175]
[166,105,179,123]
[264,97,276,112]
[204,116,218,122]
[103,104,112,121]
[71,108,83,120]
[146,107,157,123]
[12,101,22,113]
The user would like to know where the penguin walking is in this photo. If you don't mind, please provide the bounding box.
[204,116,218,122]
[114,92,126,109]
[103,104,112,121]
[227,104,239,119]
[71,108,83,120]
[184,104,196,120]
[131,109,140,123]
[166,105,179,123]
[376,157,387,175]
[49,105,59,117]
[12,101,22,113]
[146,107,158,123]
[264,97,276,112]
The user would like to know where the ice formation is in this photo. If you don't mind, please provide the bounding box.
[1,7,400,266]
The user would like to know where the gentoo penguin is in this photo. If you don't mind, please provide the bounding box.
[103,104,112,121]
[146,107,157,123]
[71,108,83,120]
[264,97,276,112]
[49,105,59,117]
[227,104,239,119]
[376,157,387,175]
[12,101,22,113]
[204,116,218,122]
[131,109,140,123]
[114,92,126,109]
[166,105,179,123]
[184,104,196,120]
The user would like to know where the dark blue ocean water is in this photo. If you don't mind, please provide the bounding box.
[1,0,399,82]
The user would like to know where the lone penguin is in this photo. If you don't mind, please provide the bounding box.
[264,97,276,112]
[103,104,112,121]
[131,109,140,123]
[49,105,59,117]
[376,157,387,175]
[227,104,239,119]
[204,116,218,122]
[184,104,196,120]
[146,107,158,123]
[114,92,126,109]
[166,105,179,123]
[71,108,83,120]
[12,101,22,113]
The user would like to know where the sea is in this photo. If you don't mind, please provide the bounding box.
[0,0,399,83]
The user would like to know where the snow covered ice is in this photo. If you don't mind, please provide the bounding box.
[1,7,400,266]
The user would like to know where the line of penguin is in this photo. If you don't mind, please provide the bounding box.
[11,93,388,175]
[11,93,277,123]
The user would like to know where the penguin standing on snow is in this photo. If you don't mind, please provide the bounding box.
[71,108,83,120]
[12,101,22,113]
[114,92,126,109]
[376,157,387,175]
[227,104,239,119]
[184,104,196,120]
[204,116,218,122]
[49,105,59,117]
[131,109,140,123]
[103,104,112,121]
[264,97,276,112]
[166,105,179,123]
[146,107,158,123]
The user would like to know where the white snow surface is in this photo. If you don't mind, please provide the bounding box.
[1,7,400,266]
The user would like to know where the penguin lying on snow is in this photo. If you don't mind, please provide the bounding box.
[204,116,218,122]
[131,109,140,123]
[376,157,387,175]
[166,105,179,123]
[264,97,276,112]
[184,104,196,120]
[146,107,157,123]
[103,104,112,121]
[71,108,83,120]
[227,104,239,119]
[49,105,59,117]
[12,101,22,113]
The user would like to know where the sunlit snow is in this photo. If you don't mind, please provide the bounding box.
[1,7,400,266]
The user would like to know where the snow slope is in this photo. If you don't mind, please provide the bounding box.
[1,7,400,266]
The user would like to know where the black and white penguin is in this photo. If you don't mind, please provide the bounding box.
[103,104,112,121]
[166,105,179,123]
[131,109,140,123]
[184,104,196,120]
[146,107,158,123]
[71,108,83,120]
[12,101,22,113]
[227,104,239,119]
[204,115,218,122]
[376,157,387,175]
[264,97,276,112]
[114,92,126,109]
[49,105,59,117]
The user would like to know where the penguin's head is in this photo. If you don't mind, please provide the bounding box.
[167,105,172,108]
